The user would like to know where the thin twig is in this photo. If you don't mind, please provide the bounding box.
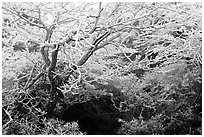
[2,108,13,129]
[24,64,36,89]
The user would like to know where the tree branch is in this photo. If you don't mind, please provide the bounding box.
[47,44,60,97]
[24,72,44,90]
[89,2,103,34]
[17,12,45,29]
[65,31,120,82]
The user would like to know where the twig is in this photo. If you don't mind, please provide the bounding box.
[110,42,133,62]
[24,64,36,89]
[89,2,103,34]
[65,31,121,82]
[2,108,13,129]
[24,72,44,90]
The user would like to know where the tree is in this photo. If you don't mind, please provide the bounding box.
[2,2,202,135]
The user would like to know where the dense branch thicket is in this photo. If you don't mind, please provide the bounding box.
[2,2,202,135]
